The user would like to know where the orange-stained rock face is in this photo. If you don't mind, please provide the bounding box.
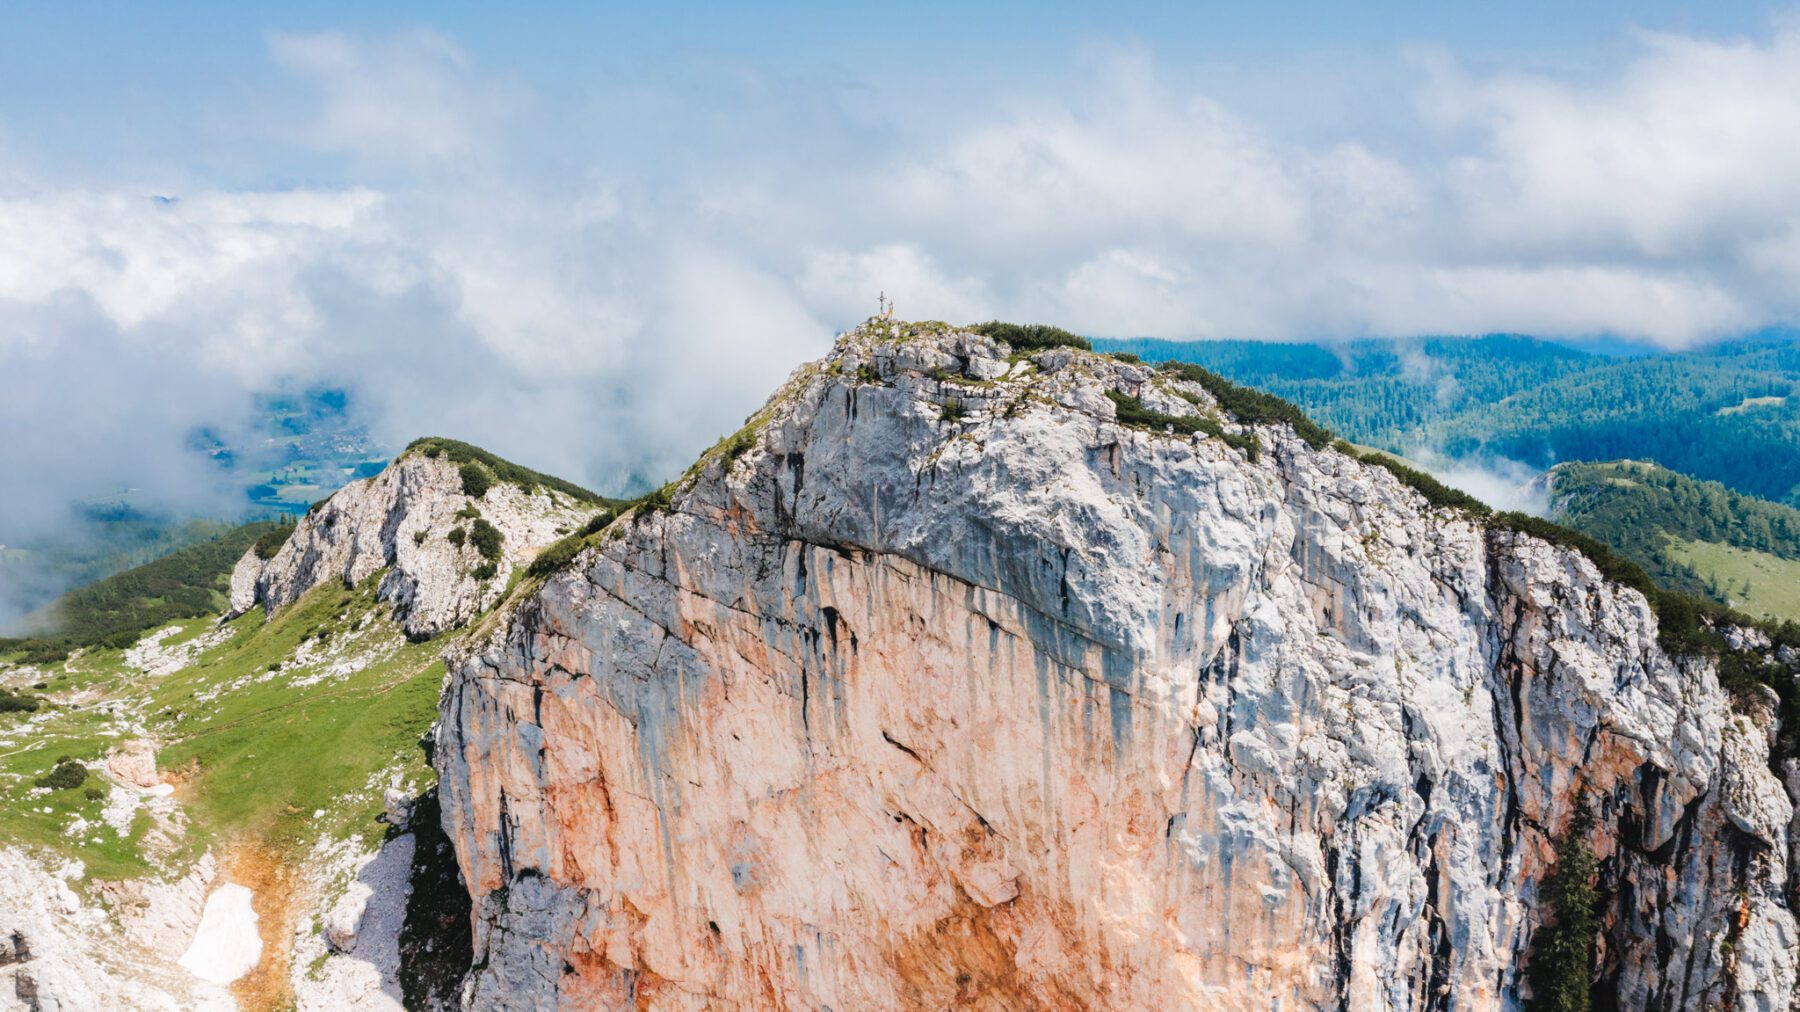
[436,322,1798,1010]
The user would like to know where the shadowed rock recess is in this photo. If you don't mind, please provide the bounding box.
[436,320,1800,1009]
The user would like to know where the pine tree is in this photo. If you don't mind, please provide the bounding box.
[1527,806,1599,1011]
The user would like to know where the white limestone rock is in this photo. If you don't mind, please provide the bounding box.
[292,834,417,1012]
[226,547,261,617]
[103,738,161,790]
[0,848,232,1011]
[227,451,603,638]
[435,321,1800,1009]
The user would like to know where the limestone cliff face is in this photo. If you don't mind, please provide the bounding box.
[227,453,601,638]
[437,322,1799,1009]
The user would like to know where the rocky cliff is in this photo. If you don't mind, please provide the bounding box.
[228,448,605,638]
[0,440,595,1011]
[437,321,1798,1009]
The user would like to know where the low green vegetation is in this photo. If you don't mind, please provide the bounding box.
[459,461,493,498]
[1105,390,1260,459]
[1341,443,1493,516]
[526,536,586,578]
[1526,805,1599,1011]
[720,426,758,465]
[409,436,618,505]
[634,483,675,517]
[0,520,289,662]
[469,519,503,562]
[0,686,42,713]
[34,759,88,791]
[525,508,619,579]
[967,321,1092,353]
[1155,360,1333,449]
[252,522,296,560]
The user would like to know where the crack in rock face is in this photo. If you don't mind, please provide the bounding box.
[432,322,1800,1009]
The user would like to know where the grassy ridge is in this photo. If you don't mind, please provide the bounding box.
[0,644,156,878]
[1548,460,1800,619]
[0,577,445,877]
[150,578,441,851]
[1666,539,1800,624]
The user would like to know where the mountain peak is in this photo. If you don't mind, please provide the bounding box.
[229,443,607,638]
[433,318,1799,1007]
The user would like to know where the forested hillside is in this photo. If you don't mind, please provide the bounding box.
[0,520,289,662]
[1095,335,1800,506]
[1547,461,1800,621]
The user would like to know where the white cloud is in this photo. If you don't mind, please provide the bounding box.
[1445,27,1800,259]
[267,29,525,166]
[1404,450,1550,516]
[8,19,1800,581]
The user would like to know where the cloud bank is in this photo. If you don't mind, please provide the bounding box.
[5,20,1800,568]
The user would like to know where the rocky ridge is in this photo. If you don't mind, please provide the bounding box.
[435,320,1800,1009]
[227,449,605,638]
[2,437,603,1011]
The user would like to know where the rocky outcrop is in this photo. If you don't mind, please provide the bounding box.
[437,322,1799,1008]
[103,739,161,790]
[227,549,261,617]
[290,834,417,1012]
[226,452,603,638]
[0,848,232,1011]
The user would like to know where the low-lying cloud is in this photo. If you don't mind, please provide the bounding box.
[1402,450,1551,516]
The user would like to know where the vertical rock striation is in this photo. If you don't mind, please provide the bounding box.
[438,322,1798,1009]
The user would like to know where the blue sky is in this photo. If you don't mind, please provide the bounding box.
[2,2,1782,184]
[4,2,1800,544]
